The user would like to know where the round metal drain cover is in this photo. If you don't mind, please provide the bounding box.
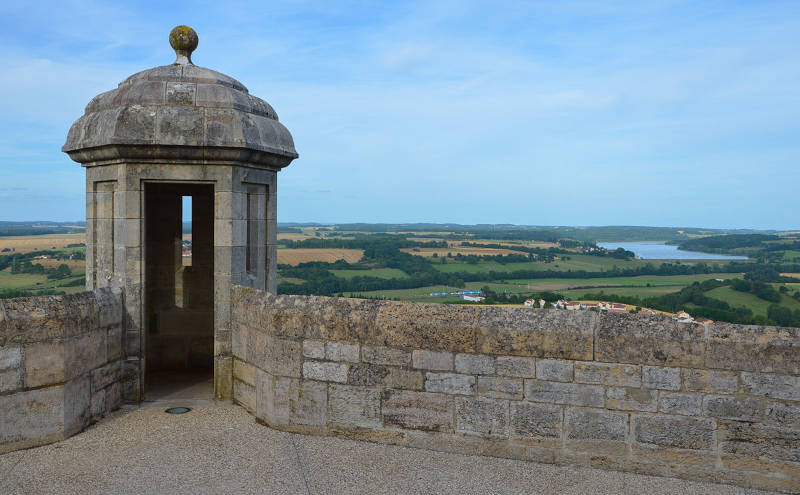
[165,407,192,414]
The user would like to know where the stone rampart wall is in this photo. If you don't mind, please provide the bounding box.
[0,289,124,454]
[231,286,799,493]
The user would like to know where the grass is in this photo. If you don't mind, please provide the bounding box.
[330,268,409,279]
[0,269,47,288]
[432,254,651,274]
[705,286,800,316]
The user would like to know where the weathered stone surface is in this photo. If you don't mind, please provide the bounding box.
[536,359,573,382]
[596,312,704,367]
[642,366,681,391]
[65,330,107,380]
[328,384,381,428]
[384,368,424,391]
[455,397,509,438]
[0,367,21,393]
[574,362,641,387]
[214,356,232,402]
[566,408,627,442]
[495,356,536,378]
[94,288,122,328]
[233,359,256,386]
[718,420,800,463]
[524,380,604,407]
[361,345,410,367]
[412,350,453,371]
[64,376,91,436]
[606,387,658,412]
[633,415,715,450]
[0,385,64,447]
[260,336,302,377]
[90,361,121,392]
[257,374,327,427]
[476,307,594,360]
[325,341,359,363]
[107,326,123,361]
[658,393,703,416]
[3,292,99,343]
[346,363,390,386]
[707,323,800,374]
[682,368,738,394]
[25,342,66,388]
[740,372,800,401]
[764,402,800,429]
[0,346,22,371]
[374,301,479,353]
[234,379,256,412]
[455,353,495,375]
[425,372,475,395]
[703,395,763,422]
[477,376,523,400]
[382,389,453,432]
[510,402,562,441]
[0,300,6,347]
[302,340,324,359]
[302,361,349,383]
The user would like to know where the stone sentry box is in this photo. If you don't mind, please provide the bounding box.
[62,26,297,402]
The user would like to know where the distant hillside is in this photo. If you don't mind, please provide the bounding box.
[678,234,780,254]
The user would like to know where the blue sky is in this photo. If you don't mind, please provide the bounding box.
[1,1,798,229]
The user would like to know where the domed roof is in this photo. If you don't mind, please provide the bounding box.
[63,26,297,168]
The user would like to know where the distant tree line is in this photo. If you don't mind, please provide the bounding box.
[678,234,780,253]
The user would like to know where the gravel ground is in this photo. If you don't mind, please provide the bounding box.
[0,405,777,495]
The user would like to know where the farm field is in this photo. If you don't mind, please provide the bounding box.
[705,286,800,317]
[277,248,363,266]
[0,269,85,295]
[401,246,527,257]
[0,233,85,253]
[431,255,650,274]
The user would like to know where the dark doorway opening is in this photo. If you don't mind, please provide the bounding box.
[143,183,214,404]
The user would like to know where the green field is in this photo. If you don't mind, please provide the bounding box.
[780,250,800,262]
[705,286,800,316]
[331,268,409,279]
[0,268,86,296]
[432,255,650,274]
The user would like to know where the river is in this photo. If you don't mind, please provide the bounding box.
[597,241,748,260]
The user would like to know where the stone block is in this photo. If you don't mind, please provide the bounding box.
[633,415,715,450]
[105,381,122,412]
[94,288,122,328]
[234,379,256,412]
[606,387,658,412]
[90,361,120,393]
[702,395,762,422]
[382,389,453,432]
[658,393,703,416]
[412,350,453,371]
[707,323,800,374]
[495,356,536,378]
[0,367,21,393]
[233,359,257,386]
[0,346,22,371]
[476,307,594,360]
[642,366,681,391]
[524,380,604,407]
[385,368,424,391]
[424,372,476,395]
[65,330,107,380]
[346,363,389,386]
[595,312,704,368]
[325,341,360,363]
[477,376,523,400]
[107,326,123,361]
[535,359,573,382]
[361,345,410,367]
[718,420,800,463]
[565,408,627,443]
[740,372,800,401]
[214,356,233,401]
[262,336,302,378]
[682,368,738,394]
[455,397,509,438]
[574,362,641,387]
[328,384,382,428]
[0,385,64,447]
[303,361,349,383]
[4,292,99,343]
[64,376,91,436]
[231,322,248,359]
[24,341,66,388]
[510,402,562,441]
[302,340,325,359]
[764,402,800,429]
[374,301,479,353]
[455,353,495,375]
[90,388,105,420]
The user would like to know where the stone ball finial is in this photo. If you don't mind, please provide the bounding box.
[169,25,198,65]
